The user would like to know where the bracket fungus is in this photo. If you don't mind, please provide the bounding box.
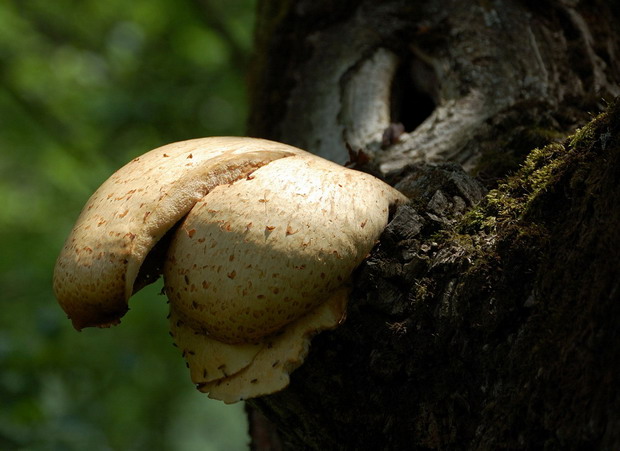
[53,137,407,403]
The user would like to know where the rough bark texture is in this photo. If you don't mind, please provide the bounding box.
[244,0,620,449]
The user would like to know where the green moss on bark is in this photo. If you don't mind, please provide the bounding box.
[461,103,614,235]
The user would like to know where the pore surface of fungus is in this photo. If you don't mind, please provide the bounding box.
[53,137,407,402]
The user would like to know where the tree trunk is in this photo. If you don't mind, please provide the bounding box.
[244,1,620,449]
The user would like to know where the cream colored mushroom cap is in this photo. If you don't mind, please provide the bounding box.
[52,136,408,402]
[165,154,401,343]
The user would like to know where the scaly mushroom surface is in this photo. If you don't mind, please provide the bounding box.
[53,137,407,402]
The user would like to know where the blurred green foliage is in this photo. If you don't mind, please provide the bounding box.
[0,0,256,449]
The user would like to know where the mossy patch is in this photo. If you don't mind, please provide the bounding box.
[459,103,614,238]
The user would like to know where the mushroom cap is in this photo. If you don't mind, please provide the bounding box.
[53,136,408,402]
[165,154,400,343]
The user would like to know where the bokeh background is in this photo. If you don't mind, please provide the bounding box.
[1,1,257,449]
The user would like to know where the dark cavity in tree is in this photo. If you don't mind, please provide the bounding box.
[390,56,438,132]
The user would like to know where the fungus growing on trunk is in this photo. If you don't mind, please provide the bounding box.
[53,137,407,402]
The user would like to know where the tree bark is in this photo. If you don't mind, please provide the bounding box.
[245,1,620,449]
